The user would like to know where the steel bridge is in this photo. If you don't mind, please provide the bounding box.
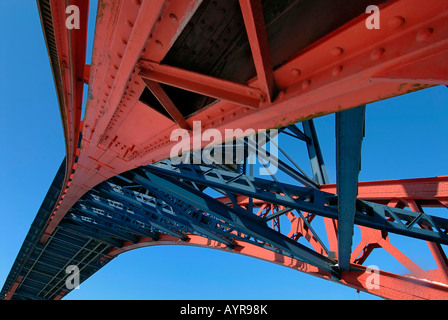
[2,0,448,300]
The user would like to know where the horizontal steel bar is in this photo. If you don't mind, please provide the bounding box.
[145,162,448,245]
[139,60,263,108]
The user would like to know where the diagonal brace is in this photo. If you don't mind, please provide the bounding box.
[239,0,275,102]
[138,168,337,274]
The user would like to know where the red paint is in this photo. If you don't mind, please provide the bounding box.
[103,234,448,300]
[239,0,275,102]
[34,0,448,300]
[3,276,23,300]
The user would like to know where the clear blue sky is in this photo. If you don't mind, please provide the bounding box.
[1,1,447,300]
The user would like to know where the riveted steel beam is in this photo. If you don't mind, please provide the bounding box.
[139,60,263,108]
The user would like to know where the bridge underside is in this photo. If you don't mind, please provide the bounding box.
[4,126,448,300]
[2,0,448,300]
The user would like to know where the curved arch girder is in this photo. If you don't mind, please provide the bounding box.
[102,234,448,300]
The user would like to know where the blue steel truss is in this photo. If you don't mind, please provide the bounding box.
[3,121,448,300]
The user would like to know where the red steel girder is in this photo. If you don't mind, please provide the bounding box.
[37,0,90,244]
[215,176,448,209]
[320,176,448,207]
[2,0,440,299]
[43,0,448,242]
[139,60,264,108]
[100,234,448,300]
[239,0,276,103]
[34,0,448,301]
[42,0,89,167]
[40,0,176,241]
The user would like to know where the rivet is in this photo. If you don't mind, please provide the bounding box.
[169,13,178,22]
[388,16,405,29]
[331,47,344,56]
[291,68,301,77]
[332,65,343,77]
[302,80,311,90]
[155,40,163,47]
[416,28,434,42]
[278,91,285,99]
[370,48,385,61]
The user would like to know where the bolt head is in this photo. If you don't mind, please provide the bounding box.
[331,47,344,56]
[388,16,405,29]
[370,48,385,61]
[416,28,434,42]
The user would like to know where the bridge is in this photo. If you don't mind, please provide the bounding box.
[2,0,448,300]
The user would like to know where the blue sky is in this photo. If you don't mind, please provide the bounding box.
[1,1,447,300]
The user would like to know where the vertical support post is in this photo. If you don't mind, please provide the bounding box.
[335,105,366,271]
